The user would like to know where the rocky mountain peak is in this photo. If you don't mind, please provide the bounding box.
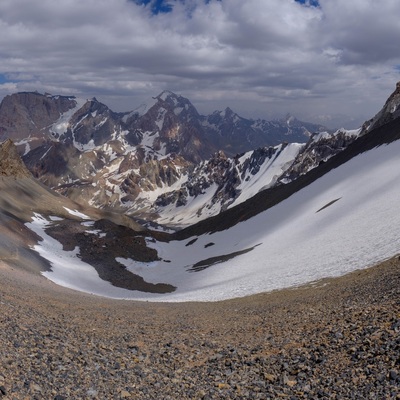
[0,139,32,178]
[223,107,235,117]
[155,91,200,119]
[157,90,176,101]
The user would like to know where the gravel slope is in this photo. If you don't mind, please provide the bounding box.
[0,256,399,399]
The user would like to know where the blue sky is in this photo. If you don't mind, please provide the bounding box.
[0,0,399,128]
[135,0,173,14]
[137,0,319,15]
[295,0,320,6]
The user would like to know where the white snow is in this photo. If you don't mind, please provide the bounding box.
[28,140,400,302]
[63,207,90,220]
[40,146,52,160]
[15,139,31,156]
[312,128,360,143]
[95,117,108,130]
[156,183,220,226]
[231,143,304,207]
[134,170,189,207]
[50,98,87,136]
[26,214,143,297]
[174,107,184,116]
[151,143,302,226]
[159,91,174,102]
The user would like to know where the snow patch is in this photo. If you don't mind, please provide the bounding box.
[63,207,90,220]
[50,98,87,136]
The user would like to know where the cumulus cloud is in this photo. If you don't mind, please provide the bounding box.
[0,0,399,127]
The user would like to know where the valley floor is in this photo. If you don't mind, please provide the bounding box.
[0,257,399,399]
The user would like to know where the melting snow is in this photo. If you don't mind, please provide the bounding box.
[26,214,140,297]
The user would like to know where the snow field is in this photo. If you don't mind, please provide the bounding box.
[27,140,400,302]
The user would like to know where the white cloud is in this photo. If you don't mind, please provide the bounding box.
[0,0,399,128]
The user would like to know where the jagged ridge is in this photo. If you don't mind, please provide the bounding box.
[1,84,400,228]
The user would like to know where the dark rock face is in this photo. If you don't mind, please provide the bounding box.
[0,92,78,152]
[238,146,279,178]
[67,99,122,147]
[361,81,400,134]
[123,91,215,163]
[280,129,359,183]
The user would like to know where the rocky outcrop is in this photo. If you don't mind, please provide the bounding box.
[361,82,400,134]
[280,128,360,183]
[0,139,32,178]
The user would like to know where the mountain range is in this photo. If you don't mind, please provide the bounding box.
[0,83,399,301]
[0,90,337,226]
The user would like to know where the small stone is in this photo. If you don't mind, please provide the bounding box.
[0,386,7,396]
[31,383,42,393]
[286,379,297,388]
[389,370,398,381]
[264,373,276,382]
[216,383,229,389]
[120,390,131,398]
[86,388,98,397]
[283,373,297,387]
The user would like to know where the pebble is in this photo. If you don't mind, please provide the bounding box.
[0,257,399,399]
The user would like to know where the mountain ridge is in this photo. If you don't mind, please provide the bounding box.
[0,89,331,225]
[0,83,399,230]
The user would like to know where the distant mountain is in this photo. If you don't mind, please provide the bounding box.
[3,83,400,228]
[201,108,327,156]
[0,90,328,160]
[0,89,331,225]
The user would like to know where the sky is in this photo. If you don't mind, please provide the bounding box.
[0,0,400,128]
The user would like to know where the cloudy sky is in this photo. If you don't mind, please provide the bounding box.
[1,0,399,128]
